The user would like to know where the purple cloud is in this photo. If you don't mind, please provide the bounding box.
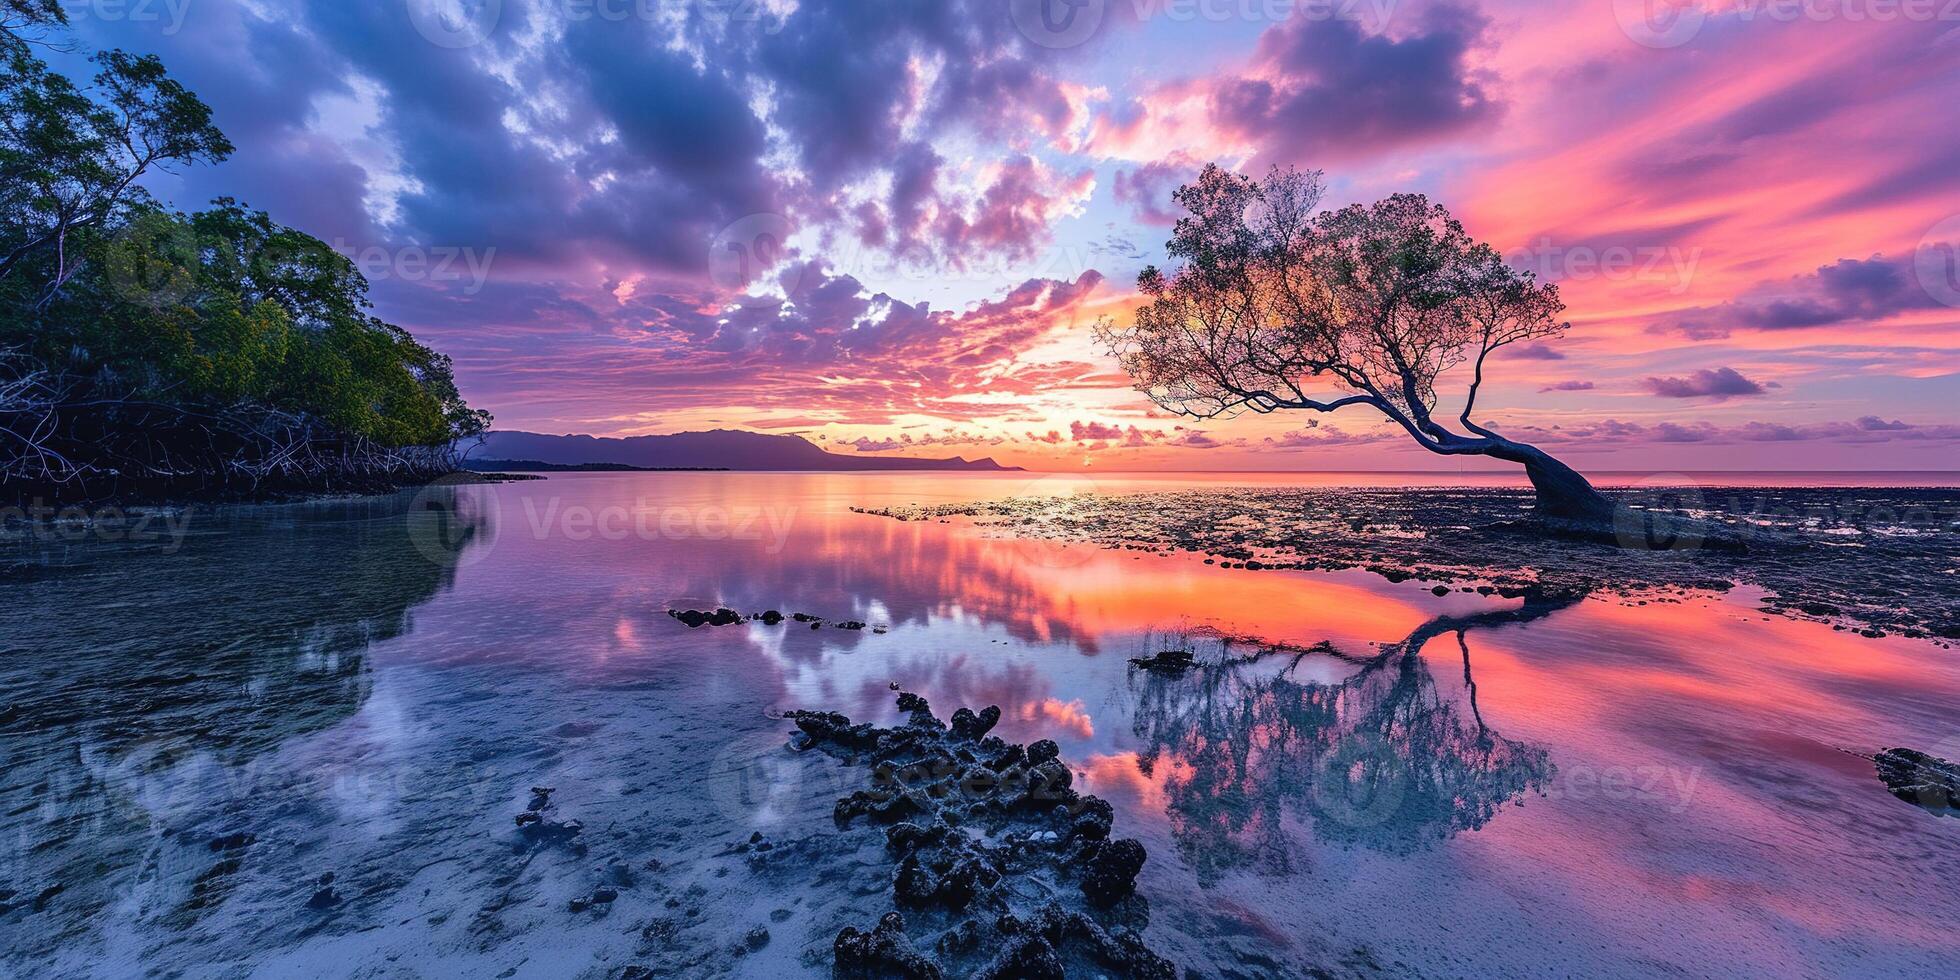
[1642,367,1768,400]
[1212,3,1500,165]
[1508,344,1567,361]
[1111,159,1193,226]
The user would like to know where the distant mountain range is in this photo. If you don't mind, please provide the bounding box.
[469,429,1020,472]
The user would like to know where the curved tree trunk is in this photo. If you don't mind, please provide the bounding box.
[1479,438,1615,523]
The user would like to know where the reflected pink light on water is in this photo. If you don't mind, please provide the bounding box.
[398,472,1960,973]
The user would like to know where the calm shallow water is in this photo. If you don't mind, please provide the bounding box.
[3,471,1959,977]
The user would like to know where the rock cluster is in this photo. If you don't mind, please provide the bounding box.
[856,485,1960,642]
[1873,747,1960,815]
[512,786,586,855]
[667,608,881,632]
[669,607,743,628]
[786,691,1174,978]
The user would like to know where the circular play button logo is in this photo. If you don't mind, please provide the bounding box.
[1613,0,1707,49]
[1011,0,1106,50]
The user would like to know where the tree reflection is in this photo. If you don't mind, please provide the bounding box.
[0,488,481,937]
[1128,591,1578,882]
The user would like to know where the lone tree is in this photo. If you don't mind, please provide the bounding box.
[1096,165,1614,522]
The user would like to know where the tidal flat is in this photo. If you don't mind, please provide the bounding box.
[3,471,1958,977]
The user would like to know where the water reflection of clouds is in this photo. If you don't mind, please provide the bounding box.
[12,473,1960,976]
[0,490,479,956]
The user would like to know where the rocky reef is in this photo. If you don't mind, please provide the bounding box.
[668,608,878,632]
[855,486,1960,642]
[785,692,1175,979]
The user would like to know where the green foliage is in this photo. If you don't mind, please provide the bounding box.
[1,46,231,284]
[6,203,489,447]
[1,30,488,454]
[0,1,66,58]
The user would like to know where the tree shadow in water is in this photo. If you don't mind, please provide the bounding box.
[0,488,484,947]
[1127,590,1579,884]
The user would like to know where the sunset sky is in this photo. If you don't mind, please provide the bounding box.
[68,0,1960,470]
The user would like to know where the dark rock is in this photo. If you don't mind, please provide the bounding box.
[834,912,942,979]
[836,788,925,827]
[759,609,784,625]
[790,691,1171,977]
[742,926,770,951]
[935,918,983,957]
[983,742,1025,772]
[949,705,1001,740]
[1874,747,1960,814]
[973,935,1063,979]
[569,886,618,913]
[208,832,254,852]
[306,874,341,910]
[516,810,585,855]
[1127,649,1195,674]
[1025,759,1073,804]
[1079,838,1147,907]
[1069,796,1114,840]
[667,607,742,628]
[785,710,880,754]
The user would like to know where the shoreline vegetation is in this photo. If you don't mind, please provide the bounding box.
[2,10,489,508]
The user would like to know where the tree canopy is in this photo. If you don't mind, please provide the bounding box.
[1097,164,1611,520]
[2,19,488,499]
